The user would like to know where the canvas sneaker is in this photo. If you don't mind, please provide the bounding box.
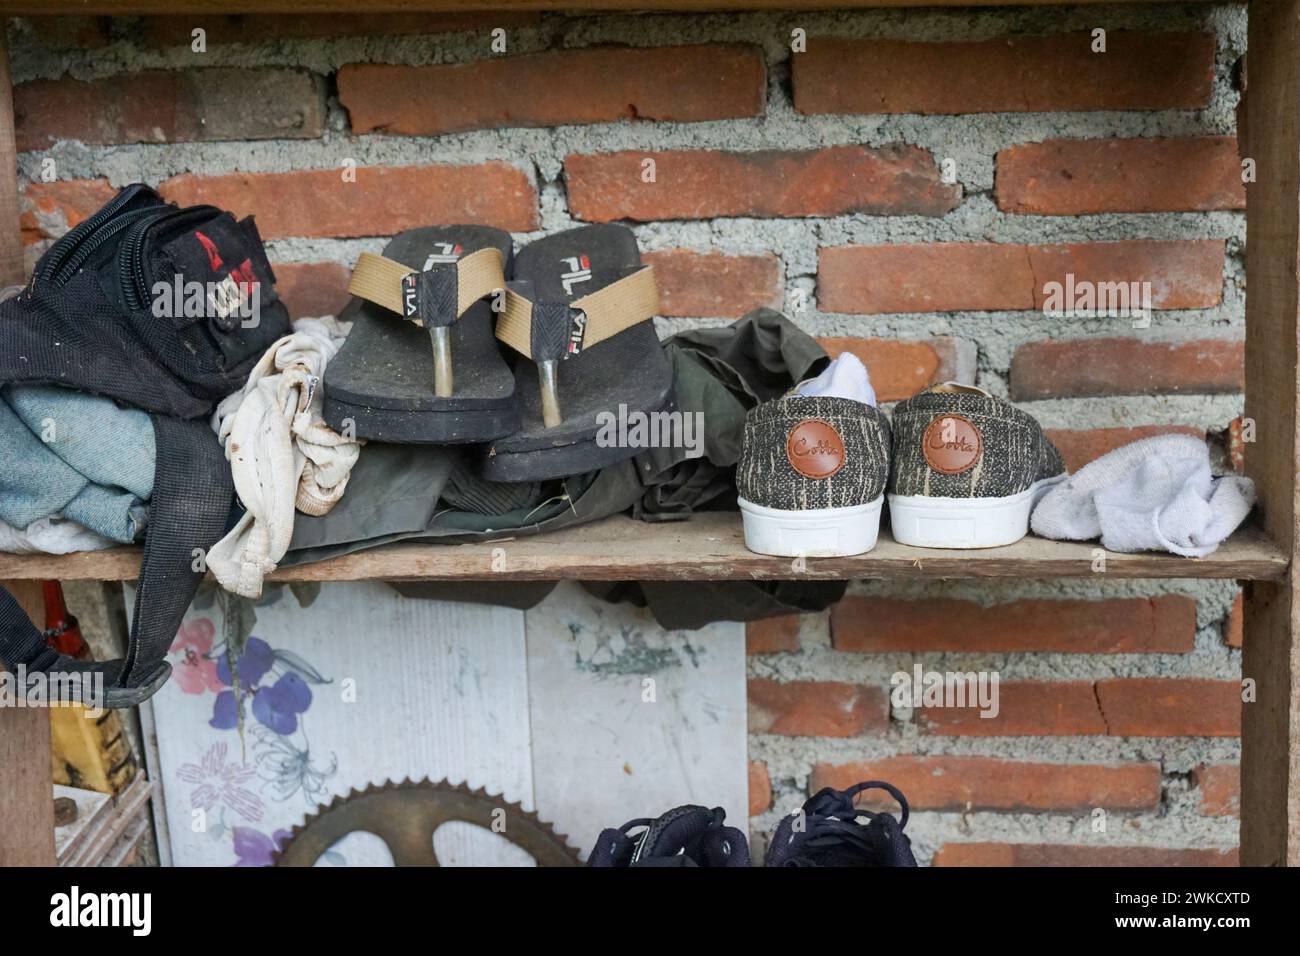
[888,383,1066,548]
[737,389,891,557]
[764,781,918,867]
[587,804,750,867]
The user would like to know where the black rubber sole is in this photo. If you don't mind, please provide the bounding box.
[322,226,519,444]
[482,391,678,482]
[323,395,518,445]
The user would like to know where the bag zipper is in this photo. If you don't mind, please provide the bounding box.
[35,184,163,286]
[50,206,168,288]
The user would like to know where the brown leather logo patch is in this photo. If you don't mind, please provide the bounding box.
[786,419,846,479]
[922,414,982,474]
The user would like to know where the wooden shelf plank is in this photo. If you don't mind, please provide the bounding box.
[0,0,1204,15]
[0,513,1285,583]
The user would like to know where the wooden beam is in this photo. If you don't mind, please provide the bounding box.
[1241,0,1300,868]
[0,30,22,286]
[0,0,1208,13]
[0,581,56,867]
[0,515,1285,583]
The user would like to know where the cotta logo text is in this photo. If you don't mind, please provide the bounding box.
[922,414,981,475]
[786,419,846,479]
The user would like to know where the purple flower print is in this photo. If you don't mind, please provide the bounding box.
[210,689,242,730]
[176,742,263,823]
[207,634,329,737]
[217,636,274,687]
[251,672,313,735]
[232,827,291,867]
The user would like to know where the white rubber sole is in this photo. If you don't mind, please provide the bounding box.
[888,474,1067,549]
[739,495,884,557]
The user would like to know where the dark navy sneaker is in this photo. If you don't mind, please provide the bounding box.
[587,805,750,867]
[764,781,918,867]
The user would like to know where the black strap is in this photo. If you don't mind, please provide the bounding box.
[402,262,459,329]
[0,415,232,707]
[0,586,56,672]
[121,415,233,685]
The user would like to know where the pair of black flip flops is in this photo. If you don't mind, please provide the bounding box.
[322,224,674,482]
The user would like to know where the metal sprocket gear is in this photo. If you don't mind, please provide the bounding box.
[273,778,583,867]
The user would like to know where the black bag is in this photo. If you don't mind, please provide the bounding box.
[0,184,291,707]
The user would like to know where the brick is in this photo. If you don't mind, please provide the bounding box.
[811,757,1161,812]
[793,32,1214,115]
[143,12,541,47]
[820,243,1032,313]
[160,164,538,239]
[15,70,324,151]
[1224,592,1243,649]
[565,146,960,222]
[341,45,766,136]
[273,262,351,320]
[20,179,116,245]
[749,761,772,815]
[1227,415,1248,474]
[933,843,1238,867]
[1193,763,1240,816]
[643,250,781,318]
[1010,338,1244,400]
[748,679,886,737]
[28,17,112,49]
[746,616,800,655]
[831,595,1196,654]
[916,681,1106,736]
[997,137,1245,215]
[1045,425,1204,473]
[818,240,1223,314]
[817,336,974,403]
[1028,239,1224,310]
[1095,678,1242,737]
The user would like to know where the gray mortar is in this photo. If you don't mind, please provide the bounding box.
[9,4,1251,854]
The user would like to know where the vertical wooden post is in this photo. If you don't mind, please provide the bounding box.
[0,32,22,286]
[1241,0,1300,867]
[0,582,56,866]
[0,19,56,866]
[0,28,54,867]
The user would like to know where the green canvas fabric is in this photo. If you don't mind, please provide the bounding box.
[283,308,841,625]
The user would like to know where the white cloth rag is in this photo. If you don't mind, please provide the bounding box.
[1030,434,1255,557]
[795,352,877,405]
[207,315,359,597]
[0,515,117,554]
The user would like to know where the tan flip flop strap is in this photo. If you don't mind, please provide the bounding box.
[346,247,505,322]
[497,265,659,359]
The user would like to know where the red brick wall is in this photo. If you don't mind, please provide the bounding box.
[11,6,1245,864]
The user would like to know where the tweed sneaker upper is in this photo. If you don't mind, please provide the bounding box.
[889,384,1064,499]
[737,395,890,511]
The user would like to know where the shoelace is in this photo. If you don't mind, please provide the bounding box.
[628,807,739,864]
[791,781,911,866]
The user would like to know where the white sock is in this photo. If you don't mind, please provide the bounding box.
[795,352,876,405]
[1030,434,1255,557]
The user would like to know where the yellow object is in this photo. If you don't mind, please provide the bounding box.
[50,706,135,795]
